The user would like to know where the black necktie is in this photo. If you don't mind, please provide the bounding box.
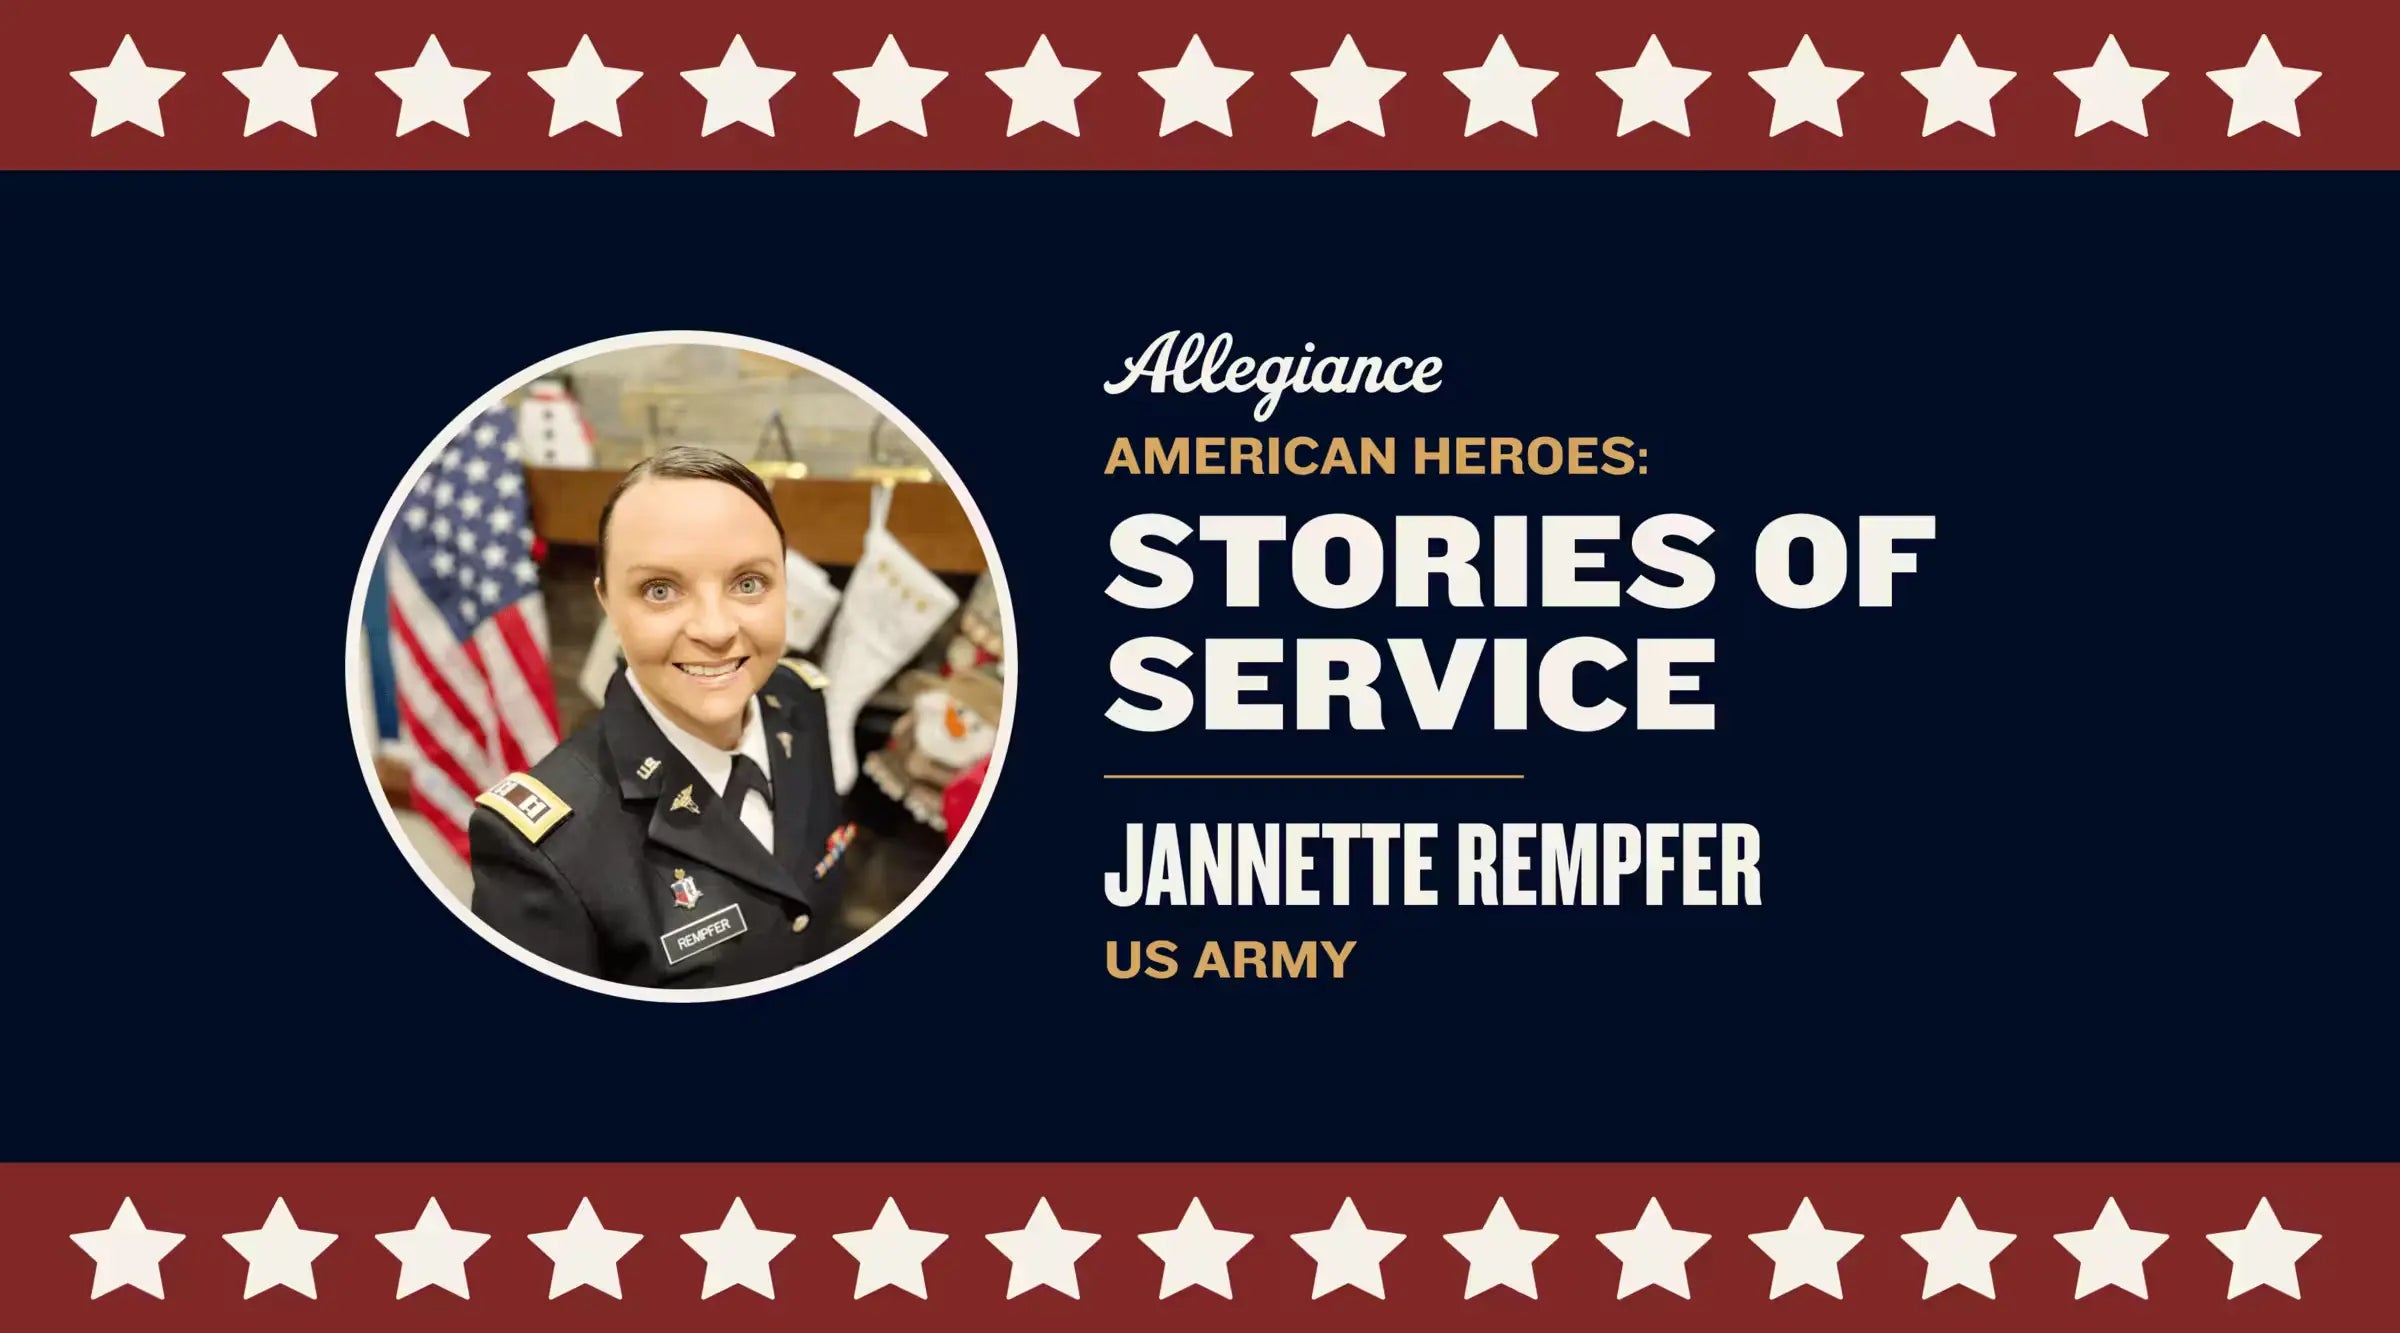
[725,754,775,811]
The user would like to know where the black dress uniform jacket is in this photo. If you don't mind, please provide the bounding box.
[468,659,855,988]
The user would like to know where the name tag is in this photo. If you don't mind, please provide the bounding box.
[660,904,748,966]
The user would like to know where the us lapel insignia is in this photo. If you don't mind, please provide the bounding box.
[777,731,793,759]
[815,822,858,879]
[670,868,702,909]
[671,784,701,816]
[637,756,661,780]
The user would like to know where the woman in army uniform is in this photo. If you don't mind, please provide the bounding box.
[469,446,854,988]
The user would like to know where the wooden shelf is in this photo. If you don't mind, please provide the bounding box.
[524,467,988,574]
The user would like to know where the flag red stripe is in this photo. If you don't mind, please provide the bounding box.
[388,602,490,755]
[458,638,528,773]
[395,696,485,819]
[493,603,563,735]
[410,782,469,861]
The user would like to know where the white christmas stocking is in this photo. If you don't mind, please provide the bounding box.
[817,485,960,793]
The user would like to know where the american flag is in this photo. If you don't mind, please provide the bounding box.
[385,405,562,856]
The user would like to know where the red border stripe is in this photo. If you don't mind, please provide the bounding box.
[5,1162,2390,1330]
[7,1,2391,169]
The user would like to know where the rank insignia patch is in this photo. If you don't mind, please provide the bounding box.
[787,658,831,690]
[670,868,701,909]
[475,774,571,844]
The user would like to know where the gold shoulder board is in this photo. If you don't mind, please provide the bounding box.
[475,773,572,844]
[783,658,831,691]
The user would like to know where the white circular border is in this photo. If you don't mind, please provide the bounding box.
[344,330,1018,1003]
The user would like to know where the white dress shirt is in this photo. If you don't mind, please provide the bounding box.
[624,669,775,854]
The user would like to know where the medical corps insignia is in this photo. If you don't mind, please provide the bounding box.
[670,868,701,909]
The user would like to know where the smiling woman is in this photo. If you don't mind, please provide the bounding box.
[467,446,863,988]
[597,451,791,750]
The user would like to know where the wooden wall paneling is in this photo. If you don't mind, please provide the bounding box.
[522,468,987,573]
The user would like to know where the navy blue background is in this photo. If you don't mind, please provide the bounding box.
[8,172,2391,1160]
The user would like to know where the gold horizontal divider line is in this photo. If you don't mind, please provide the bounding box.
[1102,773,1525,780]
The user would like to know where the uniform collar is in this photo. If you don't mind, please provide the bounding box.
[599,667,815,910]
[621,666,770,799]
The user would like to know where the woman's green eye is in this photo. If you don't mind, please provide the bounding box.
[643,582,677,603]
[735,575,766,595]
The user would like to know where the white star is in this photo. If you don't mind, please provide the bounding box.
[987,36,1100,137]
[1140,36,1251,137]
[1749,1197,1863,1298]
[222,1198,337,1300]
[430,549,456,576]
[682,36,793,137]
[1291,36,1405,137]
[483,543,507,567]
[1749,36,1862,137]
[1442,1197,1556,1299]
[71,1198,184,1299]
[222,36,337,138]
[527,1198,642,1300]
[985,1197,1101,1299]
[456,527,479,553]
[2053,1198,2168,1299]
[528,36,642,138]
[835,1196,945,1296]
[479,577,502,603]
[71,36,183,137]
[2055,36,2169,137]
[1902,1197,2015,1299]
[1290,1197,1405,1299]
[513,557,538,583]
[495,472,523,497]
[472,421,498,446]
[680,1198,793,1299]
[833,1198,946,1299]
[403,507,429,530]
[1139,1198,1251,1299]
[1596,1197,1710,1299]
[2208,37,2321,137]
[457,493,485,518]
[488,508,515,532]
[430,516,452,541]
[2207,1197,2319,1299]
[1596,36,1711,137]
[1443,37,1556,137]
[464,457,490,482]
[1903,36,2016,137]
[376,1198,488,1299]
[414,473,436,496]
[376,36,487,137]
[439,449,463,471]
[458,598,478,619]
[834,36,947,137]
